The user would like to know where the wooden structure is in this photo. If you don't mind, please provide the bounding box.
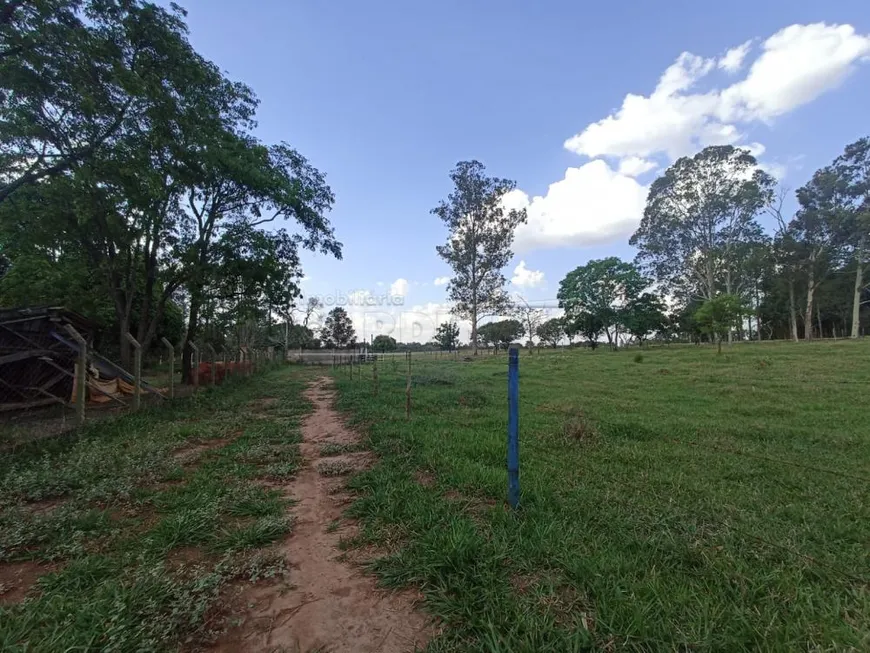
[0,306,98,411]
[0,305,166,413]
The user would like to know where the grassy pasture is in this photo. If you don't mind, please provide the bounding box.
[334,341,870,652]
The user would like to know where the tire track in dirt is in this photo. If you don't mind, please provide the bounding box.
[213,376,431,652]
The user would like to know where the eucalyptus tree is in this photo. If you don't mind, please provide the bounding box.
[432,161,526,354]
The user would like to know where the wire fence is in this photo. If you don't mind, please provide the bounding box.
[0,309,283,448]
[329,344,869,587]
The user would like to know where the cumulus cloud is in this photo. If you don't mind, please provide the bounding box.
[617,156,657,177]
[512,23,870,252]
[509,160,649,251]
[564,23,870,160]
[510,261,545,288]
[433,276,450,286]
[719,41,752,73]
[389,278,409,298]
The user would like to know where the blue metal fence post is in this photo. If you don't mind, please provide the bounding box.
[507,345,520,509]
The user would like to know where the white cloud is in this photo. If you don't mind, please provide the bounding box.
[511,23,869,252]
[759,160,788,180]
[718,23,870,122]
[509,160,649,251]
[510,261,545,288]
[618,156,657,177]
[719,41,752,73]
[315,302,469,345]
[564,23,870,161]
[389,278,409,298]
[433,276,450,286]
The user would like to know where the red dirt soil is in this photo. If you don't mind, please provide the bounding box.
[0,560,55,605]
[211,376,432,652]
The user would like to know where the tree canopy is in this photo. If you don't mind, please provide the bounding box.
[433,161,526,354]
[0,0,341,378]
[433,321,460,351]
[321,307,355,349]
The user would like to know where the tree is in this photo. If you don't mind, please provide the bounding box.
[694,294,746,354]
[0,1,212,203]
[536,318,563,348]
[432,161,527,354]
[433,321,460,351]
[511,296,546,351]
[571,312,605,349]
[477,319,524,350]
[831,137,870,338]
[630,146,774,303]
[622,292,666,346]
[557,257,646,349]
[179,136,341,381]
[793,168,845,340]
[561,317,579,346]
[286,325,314,350]
[321,307,355,349]
[372,334,397,352]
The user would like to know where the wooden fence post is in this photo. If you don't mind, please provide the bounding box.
[125,333,142,411]
[161,337,174,399]
[405,351,411,420]
[206,344,216,385]
[66,325,87,426]
[190,342,200,392]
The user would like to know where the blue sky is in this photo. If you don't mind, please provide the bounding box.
[172,0,870,342]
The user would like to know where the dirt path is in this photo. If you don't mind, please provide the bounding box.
[214,376,431,652]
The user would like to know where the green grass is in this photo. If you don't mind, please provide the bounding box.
[0,364,311,651]
[332,341,870,652]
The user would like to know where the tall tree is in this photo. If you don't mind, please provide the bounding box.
[561,317,579,346]
[630,145,774,303]
[793,168,845,340]
[511,296,546,352]
[622,292,666,346]
[180,137,340,380]
[0,1,205,202]
[766,186,801,342]
[536,318,563,348]
[572,312,604,349]
[432,161,527,354]
[433,321,460,351]
[321,307,355,349]
[557,257,646,349]
[832,137,870,338]
[477,319,524,350]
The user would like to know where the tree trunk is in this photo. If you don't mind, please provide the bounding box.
[118,316,131,369]
[788,277,799,342]
[804,266,815,341]
[470,297,478,356]
[851,260,863,338]
[717,335,722,355]
[756,285,762,342]
[817,304,823,340]
[182,297,201,384]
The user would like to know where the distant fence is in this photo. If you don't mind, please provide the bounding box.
[0,322,282,447]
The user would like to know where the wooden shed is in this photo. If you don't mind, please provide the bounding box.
[0,306,97,411]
